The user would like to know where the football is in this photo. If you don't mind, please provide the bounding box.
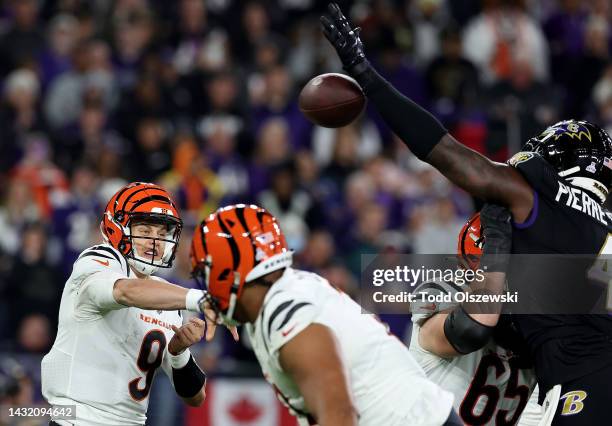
[299,73,366,128]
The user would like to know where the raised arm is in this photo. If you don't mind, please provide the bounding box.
[321,3,534,222]
[279,324,358,426]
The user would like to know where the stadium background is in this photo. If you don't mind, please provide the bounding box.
[0,0,610,424]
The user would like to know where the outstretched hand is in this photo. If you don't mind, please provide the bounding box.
[480,204,513,273]
[320,3,367,73]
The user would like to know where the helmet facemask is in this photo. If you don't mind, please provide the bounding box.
[125,213,182,276]
[191,255,242,327]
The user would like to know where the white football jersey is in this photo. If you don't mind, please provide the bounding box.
[41,244,183,425]
[246,268,455,426]
[409,280,540,426]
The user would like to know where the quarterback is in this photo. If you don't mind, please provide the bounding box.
[190,204,460,426]
[41,182,223,425]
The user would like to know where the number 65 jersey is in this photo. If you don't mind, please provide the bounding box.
[409,280,540,426]
[41,244,182,426]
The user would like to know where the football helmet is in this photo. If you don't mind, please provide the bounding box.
[457,212,483,271]
[523,119,612,203]
[101,182,183,276]
[190,204,292,325]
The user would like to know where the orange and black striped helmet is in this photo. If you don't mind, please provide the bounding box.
[457,212,483,271]
[101,182,183,274]
[190,204,292,320]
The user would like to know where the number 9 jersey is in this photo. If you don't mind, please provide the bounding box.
[41,244,183,426]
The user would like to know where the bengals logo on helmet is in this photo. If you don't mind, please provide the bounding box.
[191,204,292,320]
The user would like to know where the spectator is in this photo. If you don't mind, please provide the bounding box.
[54,99,124,174]
[564,15,610,118]
[16,314,53,354]
[258,161,314,252]
[297,230,336,273]
[321,126,361,192]
[51,163,101,275]
[462,0,549,85]
[127,116,172,181]
[44,39,117,129]
[593,64,612,136]
[425,25,479,125]
[543,0,588,86]
[483,57,561,157]
[0,358,33,405]
[251,64,312,150]
[0,69,46,171]
[232,1,287,69]
[409,0,451,67]
[159,134,224,224]
[0,179,41,257]
[343,202,389,277]
[11,135,69,219]
[38,14,80,89]
[110,9,154,89]
[202,116,250,201]
[408,198,466,254]
[195,71,250,154]
[170,0,230,75]
[0,0,44,76]
[4,223,62,342]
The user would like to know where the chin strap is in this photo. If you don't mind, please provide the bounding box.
[224,271,241,324]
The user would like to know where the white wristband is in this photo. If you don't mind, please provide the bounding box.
[185,289,205,313]
[168,348,191,369]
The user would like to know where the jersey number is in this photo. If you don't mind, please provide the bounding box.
[460,353,530,425]
[129,329,166,401]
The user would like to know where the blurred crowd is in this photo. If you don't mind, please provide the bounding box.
[1,0,612,411]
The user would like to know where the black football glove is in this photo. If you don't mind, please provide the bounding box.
[480,204,512,272]
[320,3,369,76]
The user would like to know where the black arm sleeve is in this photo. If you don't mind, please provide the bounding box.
[443,304,494,354]
[353,65,448,160]
[172,356,206,398]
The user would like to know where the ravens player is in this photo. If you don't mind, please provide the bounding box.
[322,3,612,425]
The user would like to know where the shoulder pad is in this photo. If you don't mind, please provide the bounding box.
[76,244,130,276]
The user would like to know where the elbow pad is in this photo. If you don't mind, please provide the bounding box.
[443,305,493,354]
[172,356,206,398]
